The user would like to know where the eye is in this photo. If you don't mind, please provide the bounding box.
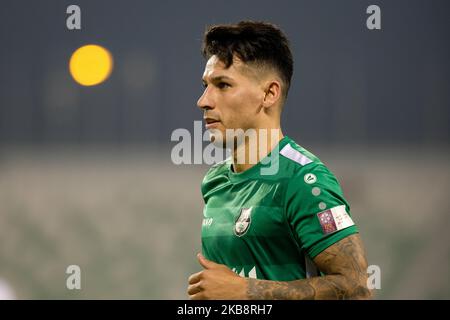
[217,82,230,89]
[202,82,208,88]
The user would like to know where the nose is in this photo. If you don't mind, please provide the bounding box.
[197,87,213,111]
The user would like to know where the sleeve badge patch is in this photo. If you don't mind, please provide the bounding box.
[317,205,354,234]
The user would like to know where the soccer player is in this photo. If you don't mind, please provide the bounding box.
[187,21,371,300]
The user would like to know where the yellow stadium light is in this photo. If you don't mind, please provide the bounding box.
[69,44,113,86]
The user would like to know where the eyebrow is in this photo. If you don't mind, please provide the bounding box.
[202,75,234,83]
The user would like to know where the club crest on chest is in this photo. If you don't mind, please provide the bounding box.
[234,207,253,237]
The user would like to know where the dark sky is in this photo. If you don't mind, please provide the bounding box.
[0,0,449,146]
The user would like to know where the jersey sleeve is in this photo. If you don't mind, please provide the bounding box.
[284,163,358,259]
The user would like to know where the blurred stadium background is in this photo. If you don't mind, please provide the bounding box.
[0,0,449,299]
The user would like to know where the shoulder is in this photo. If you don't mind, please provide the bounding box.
[279,138,329,177]
[279,138,342,194]
[281,139,351,226]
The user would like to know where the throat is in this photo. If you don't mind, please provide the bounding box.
[231,128,283,173]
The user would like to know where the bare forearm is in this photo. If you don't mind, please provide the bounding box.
[247,274,371,300]
[246,234,372,300]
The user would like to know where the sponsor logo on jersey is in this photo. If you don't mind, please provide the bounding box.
[304,173,317,184]
[234,207,252,237]
[317,205,354,234]
[202,218,213,228]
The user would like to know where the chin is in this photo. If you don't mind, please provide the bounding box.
[208,129,227,148]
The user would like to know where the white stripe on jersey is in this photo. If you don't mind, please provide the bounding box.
[279,143,313,166]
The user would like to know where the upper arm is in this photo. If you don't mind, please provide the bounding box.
[285,163,358,258]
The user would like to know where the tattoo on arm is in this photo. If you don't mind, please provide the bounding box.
[247,234,372,300]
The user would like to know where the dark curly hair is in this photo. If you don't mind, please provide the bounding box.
[202,21,294,99]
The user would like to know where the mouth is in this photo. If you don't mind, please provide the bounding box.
[204,118,221,129]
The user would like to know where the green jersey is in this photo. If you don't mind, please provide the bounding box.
[201,136,358,281]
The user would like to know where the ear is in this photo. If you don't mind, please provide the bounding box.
[262,80,282,109]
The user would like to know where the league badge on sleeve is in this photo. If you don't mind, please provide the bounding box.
[317,205,354,234]
[234,207,252,237]
[317,210,337,234]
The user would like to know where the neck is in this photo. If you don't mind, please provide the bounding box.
[232,128,284,173]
